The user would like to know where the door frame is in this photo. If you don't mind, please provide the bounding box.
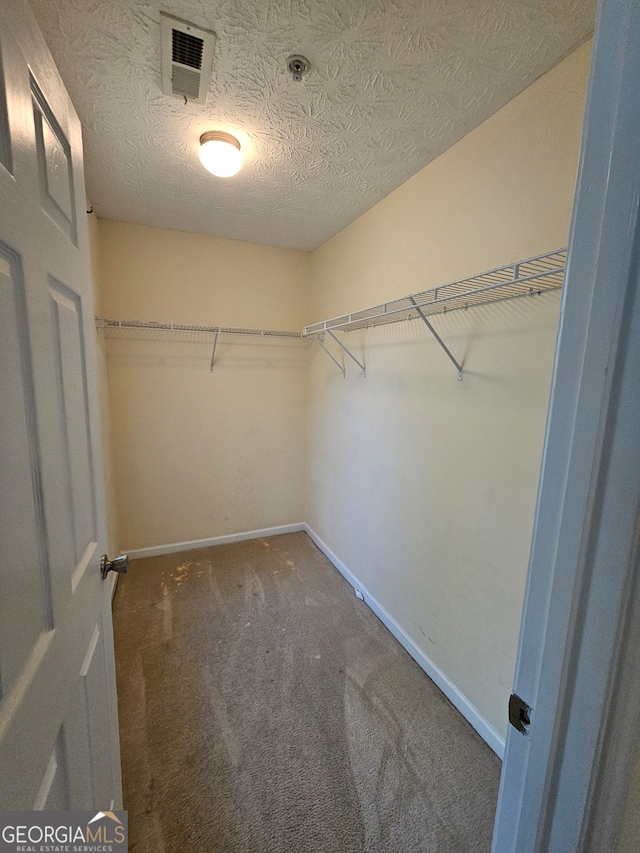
[492,0,640,849]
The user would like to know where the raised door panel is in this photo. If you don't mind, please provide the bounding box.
[0,245,52,695]
[34,731,71,811]
[31,75,76,245]
[49,278,97,585]
[64,618,116,811]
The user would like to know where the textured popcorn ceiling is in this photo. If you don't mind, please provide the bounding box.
[32,0,595,251]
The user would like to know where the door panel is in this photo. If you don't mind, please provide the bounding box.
[35,731,71,810]
[80,621,117,808]
[0,244,52,695]
[62,614,119,811]
[31,74,77,244]
[0,0,121,811]
[49,277,97,568]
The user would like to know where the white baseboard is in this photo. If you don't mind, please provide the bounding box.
[126,523,306,560]
[304,524,506,759]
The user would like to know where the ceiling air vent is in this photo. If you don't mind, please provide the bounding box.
[160,13,215,105]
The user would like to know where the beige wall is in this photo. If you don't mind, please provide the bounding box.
[98,221,310,551]
[306,41,591,743]
[87,202,119,556]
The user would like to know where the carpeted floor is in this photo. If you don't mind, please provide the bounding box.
[113,532,501,852]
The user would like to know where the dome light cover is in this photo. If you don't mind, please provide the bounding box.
[199,131,242,177]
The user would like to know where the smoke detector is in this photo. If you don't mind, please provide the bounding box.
[286,55,310,82]
[160,13,216,105]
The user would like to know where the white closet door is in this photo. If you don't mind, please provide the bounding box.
[0,0,121,810]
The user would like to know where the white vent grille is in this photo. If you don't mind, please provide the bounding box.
[160,13,215,105]
[172,29,204,69]
[171,66,201,99]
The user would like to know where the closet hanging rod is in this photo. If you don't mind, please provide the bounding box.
[303,247,567,336]
[95,318,304,339]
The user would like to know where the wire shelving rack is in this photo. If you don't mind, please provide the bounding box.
[95,319,304,371]
[303,248,567,380]
[96,248,566,379]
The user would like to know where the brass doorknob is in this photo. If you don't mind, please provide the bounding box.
[100,553,129,580]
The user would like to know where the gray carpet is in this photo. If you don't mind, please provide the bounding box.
[113,532,500,852]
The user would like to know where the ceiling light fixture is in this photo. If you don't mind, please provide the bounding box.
[198,131,243,177]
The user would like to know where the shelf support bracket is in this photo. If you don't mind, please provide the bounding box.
[326,329,366,377]
[310,334,346,378]
[409,297,463,380]
[209,330,220,372]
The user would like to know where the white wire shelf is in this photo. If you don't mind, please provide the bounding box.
[95,318,303,338]
[96,249,566,380]
[303,248,567,336]
[95,318,305,372]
